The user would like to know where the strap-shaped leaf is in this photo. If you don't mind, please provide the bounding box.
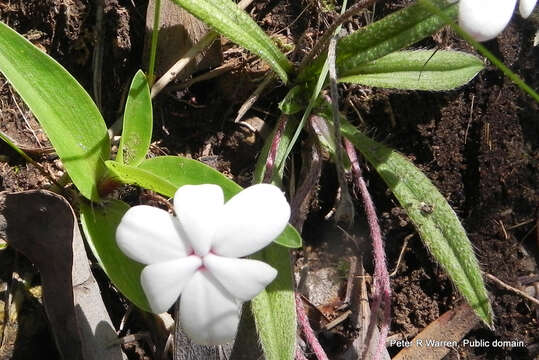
[170,0,292,83]
[298,0,457,81]
[329,114,493,327]
[339,50,484,90]
[80,199,151,312]
[250,243,296,360]
[0,21,109,201]
[117,70,152,166]
[105,157,302,248]
[251,114,307,359]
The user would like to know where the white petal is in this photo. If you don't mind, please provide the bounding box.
[212,184,290,258]
[179,271,240,345]
[459,0,517,41]
[519,0,537,18]
[204,254,277,301]
[141,256,202,314]
[174,184,224,256]
[116,205,190,264]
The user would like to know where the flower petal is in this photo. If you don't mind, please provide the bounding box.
[116,205,190,264]
[140,256,202,314]
[212,184,290,258]
[179,271,240,345]
[204,254,277,301]
[519,0,537,18]
[459,0,517,41]
[174,184,224,256]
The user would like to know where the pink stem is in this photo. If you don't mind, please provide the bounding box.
[263,115,288,183]
[295,293,329,360]
[344,138,391,360]
[295,347,309,360]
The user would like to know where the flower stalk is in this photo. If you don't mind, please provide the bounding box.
[344,138,391,360]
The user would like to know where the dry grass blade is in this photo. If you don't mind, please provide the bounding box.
[151,0,255,98]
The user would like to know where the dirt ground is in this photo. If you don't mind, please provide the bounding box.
[0,0,537,359]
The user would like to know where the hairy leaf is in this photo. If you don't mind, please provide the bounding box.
[329,114,493,327]
[170,0,292,83]
[339,50,484,90]
[250,244,296,360]
[299,0,457,81]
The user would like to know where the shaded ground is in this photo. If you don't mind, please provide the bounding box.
[0,0,537,359]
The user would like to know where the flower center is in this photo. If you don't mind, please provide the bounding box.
[189,248,216,271]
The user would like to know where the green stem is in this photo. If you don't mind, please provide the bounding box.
[0,131,65,190]
[147,0,162,87]
[0,131,35,165]
[419,0,539,103]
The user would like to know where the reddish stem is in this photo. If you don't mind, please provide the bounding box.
[344,138,391,360]
[263,115,288,183]
[295,347,309,360]
[295,293,329,360]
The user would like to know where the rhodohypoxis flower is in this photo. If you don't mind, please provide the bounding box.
[116,184,290,345]
[459,0,537,41]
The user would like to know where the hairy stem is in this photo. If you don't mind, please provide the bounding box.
[344,138,391,360]
[328,35,354,228]
[295,293,329,360]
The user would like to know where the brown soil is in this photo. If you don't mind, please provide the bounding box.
[0,0,537,359]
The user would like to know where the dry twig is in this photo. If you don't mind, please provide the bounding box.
[484,272,539,306]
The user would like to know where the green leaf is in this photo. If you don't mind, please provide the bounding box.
[278,85,306,115]
[117,70,153,166]
[250,244,296,360]
[339,50,484,90]
[333,115,493,327]
[0,21,109,201]
[170,0,292,83]
[106,156,302,248]
[298,0,457,81]
[275,226,302,251]
[418,0,539,103]
[139,156,242,199]
[80,200,150,312]
[105,160,178,197]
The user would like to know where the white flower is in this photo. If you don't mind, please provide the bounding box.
[116,183,290,345]
[459,0,537,41]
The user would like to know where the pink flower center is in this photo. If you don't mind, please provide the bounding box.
[189,248,216,271]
